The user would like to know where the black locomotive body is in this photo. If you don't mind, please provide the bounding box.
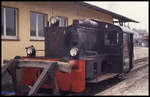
[45,19,134,83]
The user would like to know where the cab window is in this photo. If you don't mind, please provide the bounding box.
[104,30,119,46]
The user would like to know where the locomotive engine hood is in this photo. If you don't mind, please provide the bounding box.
[45,19,101,59]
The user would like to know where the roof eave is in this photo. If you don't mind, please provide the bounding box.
[76,2,139,23]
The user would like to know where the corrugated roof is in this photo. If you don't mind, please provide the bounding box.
[76,2,139,23]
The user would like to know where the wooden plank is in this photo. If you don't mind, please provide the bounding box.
[2,59,14,76]
[47,71,60,95]
[19,64,46,69]
[57,62,72,73]
[6,60,18,95]
[4,60,47,69]
[4,59,72,73]
[28,63,56,96]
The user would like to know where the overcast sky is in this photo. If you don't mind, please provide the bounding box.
[85,1,149,33]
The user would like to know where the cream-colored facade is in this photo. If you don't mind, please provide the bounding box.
[1,1,113,66]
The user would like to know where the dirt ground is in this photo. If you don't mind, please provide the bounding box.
[134,47,148,60]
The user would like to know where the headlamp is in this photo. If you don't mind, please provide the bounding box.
[70,47,79,57]
[50,18,57,24]
[26,48,33,55]
[25,45,36,57]
[50,16,60,25]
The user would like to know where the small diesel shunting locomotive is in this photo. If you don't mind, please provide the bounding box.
[2,17,134,95]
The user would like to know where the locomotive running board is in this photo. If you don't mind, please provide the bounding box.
[2,58,71,96]
[87,73,118,83]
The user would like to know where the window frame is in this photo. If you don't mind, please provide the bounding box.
[30,11,47,41]
[1,6,18,40]
[104,30,119,46]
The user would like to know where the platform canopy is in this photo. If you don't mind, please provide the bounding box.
[76,2,139,23]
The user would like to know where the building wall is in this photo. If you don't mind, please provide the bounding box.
[1,1,113,66]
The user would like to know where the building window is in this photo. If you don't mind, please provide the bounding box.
[104,30,119,46]
[1,7,18,40]
[30,12,47,40]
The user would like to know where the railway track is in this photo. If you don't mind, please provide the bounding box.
[132,57,148,72]
[134,57,148,64]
